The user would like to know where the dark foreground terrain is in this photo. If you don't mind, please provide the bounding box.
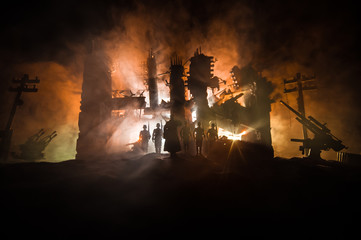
[1,142,361,239]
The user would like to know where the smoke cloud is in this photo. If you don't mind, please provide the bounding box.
[1,0,360,161]
[0,61,82,161]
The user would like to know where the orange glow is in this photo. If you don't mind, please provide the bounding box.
[11,62,82,162]
[8,7,332,162]
[218,127,247,141]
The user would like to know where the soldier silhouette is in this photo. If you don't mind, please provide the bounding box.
[193,122,205,156]
[139,125,151,153]
[163,117,181,158]
[152,123,163,154]
[180,121,192,153]
[207,123,218,150]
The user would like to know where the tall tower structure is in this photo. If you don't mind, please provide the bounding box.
[169,56,185,121]
[187,49,214,123]
[147,49,159,110]
[76,41,112,159]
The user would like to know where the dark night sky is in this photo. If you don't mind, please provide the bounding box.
[1,0,361,158]
[1,0,360,63]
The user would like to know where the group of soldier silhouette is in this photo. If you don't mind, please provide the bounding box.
[139,123,163,154]
[138,119,218,157]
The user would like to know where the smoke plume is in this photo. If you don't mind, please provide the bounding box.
[1,0,360,161]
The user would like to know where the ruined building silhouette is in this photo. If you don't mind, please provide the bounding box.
[76,41,112,159]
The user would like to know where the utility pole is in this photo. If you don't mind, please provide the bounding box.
[284,72,316,155]
[0,74,40,161]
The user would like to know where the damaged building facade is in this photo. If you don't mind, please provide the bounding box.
[76,42,274,159]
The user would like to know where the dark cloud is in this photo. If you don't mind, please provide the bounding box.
[1,0,359,64]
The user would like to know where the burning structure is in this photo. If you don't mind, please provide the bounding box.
[187,48,217,124]
[76,42,113,159]
[169,56,186,121]
[228,65,273,147]
[76,42,275,158]
[76,42,147,159]
[146,50,159,111]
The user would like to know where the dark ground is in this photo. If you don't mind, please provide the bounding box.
[1,142,361,239]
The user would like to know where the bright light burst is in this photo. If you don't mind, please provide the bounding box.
[191,107,197,122]
[218,127,247,141]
